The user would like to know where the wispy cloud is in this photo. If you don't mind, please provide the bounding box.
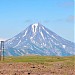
[43,20,50,23]
[0,38,7,41]
[60,1,74,7]
[66,15,74,23]
[54,15,74,24]
[63,2,74,6]
[25,20,32,23]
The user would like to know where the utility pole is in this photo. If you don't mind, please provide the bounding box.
[1,41,4,61]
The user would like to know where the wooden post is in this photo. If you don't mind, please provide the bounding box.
[1,41,4,61]
[0,44,1,61]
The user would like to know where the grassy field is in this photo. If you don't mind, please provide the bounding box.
[0,56,75,75]
[0,56,75,67]
[0,55,74,63]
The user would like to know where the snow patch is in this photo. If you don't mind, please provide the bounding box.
[24,46,27,47]
[52,35,57,40]
[40,31,44,39]
[30,37,33,40]
[32,23,38,33]
[42,27,50,34]
[50,38,53,42]
[14,40,21,48]
[19,37,20,38]
[9,43,12,44]
[26,39,27,40]
[62,45,66,48]
[17,49,21,53]
[23,30,28,37]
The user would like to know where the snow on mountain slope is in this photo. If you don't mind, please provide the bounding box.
[4,23,75,56]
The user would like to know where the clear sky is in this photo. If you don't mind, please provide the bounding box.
[0,0,74,42]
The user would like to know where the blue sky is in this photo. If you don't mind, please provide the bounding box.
[0,0,74,42]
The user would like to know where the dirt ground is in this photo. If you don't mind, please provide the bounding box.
[0,62,75,75]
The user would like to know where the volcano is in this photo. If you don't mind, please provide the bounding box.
[4,23,75,56]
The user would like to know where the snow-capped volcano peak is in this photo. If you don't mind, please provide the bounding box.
[32,23,39,33]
